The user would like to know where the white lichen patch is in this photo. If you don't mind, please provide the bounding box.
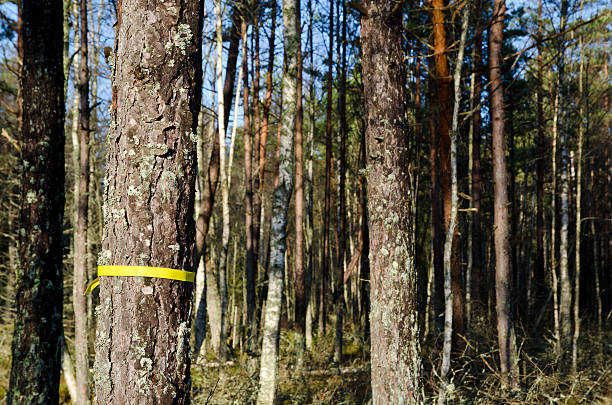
[168,244,180,252]
[26,191,38,204]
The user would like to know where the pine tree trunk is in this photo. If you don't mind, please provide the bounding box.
[8,2,65,404]
[257,0,298,401]
[490,0,518,389]
[93,0,202,402]
[361,2,423,403]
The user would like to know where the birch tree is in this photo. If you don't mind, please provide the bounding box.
[257,0,298,401]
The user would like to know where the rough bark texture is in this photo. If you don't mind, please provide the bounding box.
[74,0,91,401]
[93,0,202,402]
[490,0,518,388]
[257,0,298,402]
[8,1,65,403]
[361,2,424,403]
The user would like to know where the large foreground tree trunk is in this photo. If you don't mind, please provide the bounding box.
[361,2,424,403]
[93,0,202,402]
[257,0,298,402]
[8,1,65,403]
[489,0,518,389]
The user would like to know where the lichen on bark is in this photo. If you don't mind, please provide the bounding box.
[93,1,203,403]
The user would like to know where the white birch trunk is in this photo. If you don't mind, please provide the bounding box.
[257,0,299,402]
[439,3,469,403]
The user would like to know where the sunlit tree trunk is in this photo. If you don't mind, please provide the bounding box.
[361,2,424,403]
[8,1,65,403]
[257,0,298,401]
[93,0,202,402]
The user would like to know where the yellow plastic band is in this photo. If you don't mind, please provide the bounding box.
[84,265,195,295]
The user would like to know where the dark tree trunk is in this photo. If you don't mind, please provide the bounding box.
[320,0,334,337]
[8,1,65,403]
[93,1,202,402]
[471,0,484,310]
[490,0,518,388]
[534,0,546,304]
[74,0,91,401]
[361,2,424,403]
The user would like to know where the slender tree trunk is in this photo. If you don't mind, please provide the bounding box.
[535,0,546,305]
[93,0,202,402]
[73,0,91,401]
[572,15,584,373]
[551,88,560,347]
[304,0,315,351]
[428,72,444,330]
[319,0,334,338]
[242,16,257,351]
[193,4,241,360]
[61,336,78,403]
[294,7,306,364]
[439,4,469,402]
[257,0,298,401]
[490,0,518,389]
[431,0,464,347]
[334,0,347,364]
[8,1,65,402]
[557,0,572,361]
[361,2,424,403]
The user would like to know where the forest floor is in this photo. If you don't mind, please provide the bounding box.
[0,318,609,404]
[192,315,612,405]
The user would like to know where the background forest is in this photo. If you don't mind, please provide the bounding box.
[0,0,611,403]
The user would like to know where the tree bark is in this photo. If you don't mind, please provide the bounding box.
[361,2,424,403]
[257,0,298,401]
[93,0,202,402]
[8,1,65,403]
[73,0,91,401]
[490,0,518,389]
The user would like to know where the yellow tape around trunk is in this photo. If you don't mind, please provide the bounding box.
[84,265,195,295]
